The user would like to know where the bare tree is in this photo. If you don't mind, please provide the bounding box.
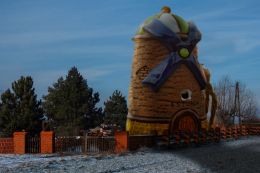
[214,76,233,125]
[239,85,257,120]
[214,76,257,125]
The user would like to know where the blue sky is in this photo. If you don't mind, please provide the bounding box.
[0,0,260,110]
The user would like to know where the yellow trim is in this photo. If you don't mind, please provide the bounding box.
[126,119,169,135]
[127,117,209,135]
[201,119,208,129]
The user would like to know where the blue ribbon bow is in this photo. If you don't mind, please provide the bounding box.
[142,19,206,91]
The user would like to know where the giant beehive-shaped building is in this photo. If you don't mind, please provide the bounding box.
[126,7,212,135]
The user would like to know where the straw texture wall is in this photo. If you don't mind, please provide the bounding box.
[127,36,207,135]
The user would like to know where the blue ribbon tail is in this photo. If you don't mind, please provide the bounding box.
[142,54,181,91]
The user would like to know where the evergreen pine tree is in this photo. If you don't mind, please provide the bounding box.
[43,67,102,135]
[0,76,43,136]
[104,90,128,130]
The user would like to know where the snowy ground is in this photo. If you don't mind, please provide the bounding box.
[0,136,260,173]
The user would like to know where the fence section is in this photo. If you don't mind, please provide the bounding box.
[26,135,40,153]
[55,136,85,153]
[85,136,115,153]
[0,138,14,154]
[167,129,220,147]
[0,125,260,154]
[248,125,260,135]
[162,125,259,148]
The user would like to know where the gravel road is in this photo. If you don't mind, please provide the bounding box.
[0,136,259,173]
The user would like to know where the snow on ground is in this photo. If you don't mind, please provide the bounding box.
[0,136,260,173]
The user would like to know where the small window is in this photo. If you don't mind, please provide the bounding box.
[181,89,192,101]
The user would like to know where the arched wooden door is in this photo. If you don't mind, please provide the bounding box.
[171,111,199,133]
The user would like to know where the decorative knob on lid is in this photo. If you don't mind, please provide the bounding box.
[161,6,171,13]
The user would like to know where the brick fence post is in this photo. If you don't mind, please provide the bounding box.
[13,132,27,154]
[115,131,128,153]
[40,131,55,154]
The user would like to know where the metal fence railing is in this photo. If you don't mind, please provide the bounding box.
[55,136,85,153]
[85,136,115,153]
[54,136,116,154]
[26,135,40,153]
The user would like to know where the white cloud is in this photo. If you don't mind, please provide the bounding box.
[234,39,260,53]
[200,55,231,65]
[0,25,135,46]
[33,63,128,85]
[30,63,128,97]
[41,44,132,56]
[81,67,117,80]
[192,5,243,21]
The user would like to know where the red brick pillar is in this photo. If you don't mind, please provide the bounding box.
[115,131,128,153]
[40,131,55,154]
[13,132,27,154]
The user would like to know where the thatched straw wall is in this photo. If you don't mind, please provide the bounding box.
[127,36,207,135]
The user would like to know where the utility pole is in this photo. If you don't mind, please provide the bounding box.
[233,82,241,124]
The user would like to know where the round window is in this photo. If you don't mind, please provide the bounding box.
[181,89,192,101]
